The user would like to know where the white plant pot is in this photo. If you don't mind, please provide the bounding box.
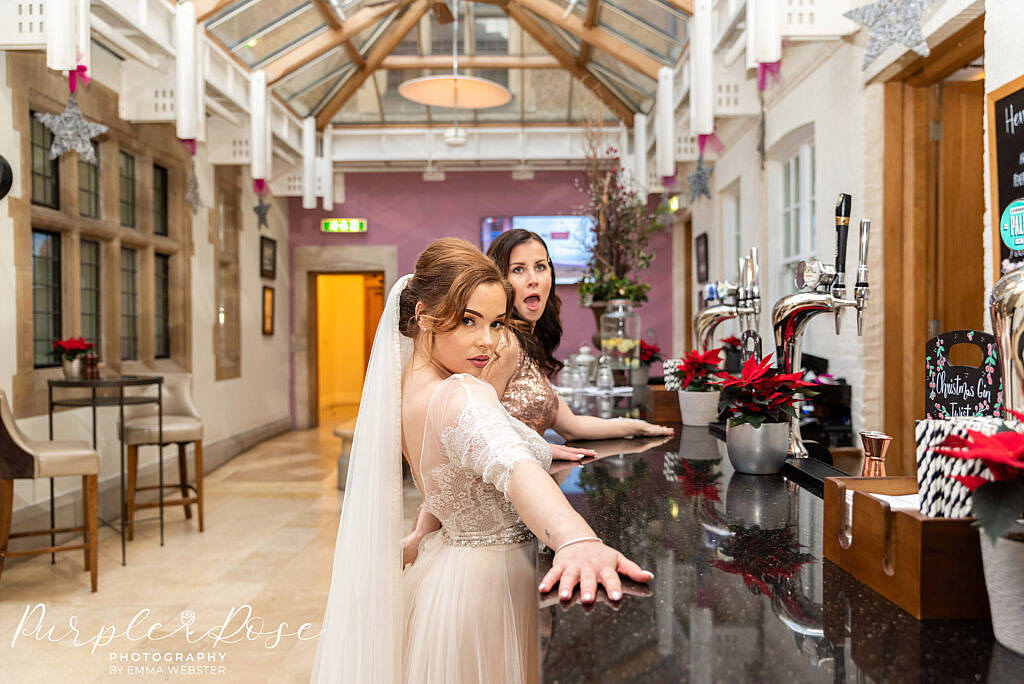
[725,422,790,475]
[677,390,720,426]
[979,522,1024,656]
[61,356,82,381]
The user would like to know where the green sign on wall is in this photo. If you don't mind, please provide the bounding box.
[321,218,367,233]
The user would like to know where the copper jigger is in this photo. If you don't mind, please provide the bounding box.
[859,431,892,477]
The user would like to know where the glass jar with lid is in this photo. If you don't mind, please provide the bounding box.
[599,299,641,371]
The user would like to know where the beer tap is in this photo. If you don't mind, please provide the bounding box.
[771,194,871,457]
[693,247,762,355]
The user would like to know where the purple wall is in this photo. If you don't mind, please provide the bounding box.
[288,169,673,370]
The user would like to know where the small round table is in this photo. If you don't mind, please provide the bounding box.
[47,376,163,566]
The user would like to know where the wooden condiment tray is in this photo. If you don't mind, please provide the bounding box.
[647,385,681,423]
[823,476,988,620]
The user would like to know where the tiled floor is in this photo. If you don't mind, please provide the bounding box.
[0,421,422,682]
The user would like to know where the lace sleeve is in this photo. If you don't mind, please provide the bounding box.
[435,375,552,496]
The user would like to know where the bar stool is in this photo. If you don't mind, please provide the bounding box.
[0,390,99,592]
[122,374,204,541]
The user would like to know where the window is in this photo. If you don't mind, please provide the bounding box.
[32,230,61,367]
[79,142,100,218]
[80,239,101,356]
[214,166,242,380]
[780,142,816,294]
[120,247,138,360]
[31,114,59,209]
[119,151,136,227]
[154,253,170,358]
[153,164,168,236]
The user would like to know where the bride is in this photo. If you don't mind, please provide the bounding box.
[310,239,652,682]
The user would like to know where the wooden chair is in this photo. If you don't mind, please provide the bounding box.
[0,390,99,592]
[121,374,204,540]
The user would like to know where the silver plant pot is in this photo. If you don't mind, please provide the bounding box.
[61,356,83,381]
[725,422,790,475]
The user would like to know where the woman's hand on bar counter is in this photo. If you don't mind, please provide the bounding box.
[550,444,598,461]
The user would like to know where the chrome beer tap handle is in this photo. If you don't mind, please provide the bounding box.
[854,219,871,336]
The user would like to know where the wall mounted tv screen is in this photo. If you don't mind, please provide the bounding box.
[480,216,593,284]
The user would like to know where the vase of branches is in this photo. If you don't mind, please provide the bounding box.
[576,120,667,344]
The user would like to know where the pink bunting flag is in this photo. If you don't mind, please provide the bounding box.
[757,61,782,92]
[697,132,724,157]
[68,64,89,93]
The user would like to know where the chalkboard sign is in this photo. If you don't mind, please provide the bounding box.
[925,330,1003,419]
[989,74,1024,275]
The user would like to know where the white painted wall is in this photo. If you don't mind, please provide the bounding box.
[679,36,887,438]
[0,53,291,515]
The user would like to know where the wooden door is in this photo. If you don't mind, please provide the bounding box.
[363,272,385,370]
[932,81,986,344]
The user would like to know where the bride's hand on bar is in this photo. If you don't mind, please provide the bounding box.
[539,577,653,610]
[539,542,653,604]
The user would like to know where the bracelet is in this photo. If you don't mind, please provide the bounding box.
[554,536,602,554]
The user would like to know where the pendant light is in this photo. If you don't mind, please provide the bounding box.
[397,0,512,110]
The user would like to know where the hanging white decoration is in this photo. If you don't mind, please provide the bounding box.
[34,93,107,164]
[688,156,713,203]
[844,0,933,71]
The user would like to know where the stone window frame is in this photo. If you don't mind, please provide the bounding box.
[9,52,193,418]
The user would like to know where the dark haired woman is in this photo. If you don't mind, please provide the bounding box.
[484,229,672,444]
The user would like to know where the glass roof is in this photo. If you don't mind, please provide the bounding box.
[204,0,688,126]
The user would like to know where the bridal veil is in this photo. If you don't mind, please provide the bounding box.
[310,274,412,683]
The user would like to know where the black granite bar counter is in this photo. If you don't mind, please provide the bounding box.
[540,425,1023,683]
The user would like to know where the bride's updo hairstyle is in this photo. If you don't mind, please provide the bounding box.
[399,238,514,351]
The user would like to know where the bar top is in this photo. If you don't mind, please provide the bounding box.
[540,425,1022,682]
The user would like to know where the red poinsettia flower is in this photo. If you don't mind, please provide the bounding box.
[53,337,95,359]
[640,340,662,365]
[670,348,723,391]
[934,425,1024,543]
[716,354,815,428]
[721,335,742,349]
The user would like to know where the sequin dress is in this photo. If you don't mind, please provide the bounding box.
[501,347,560,434]
[403,374,551,683]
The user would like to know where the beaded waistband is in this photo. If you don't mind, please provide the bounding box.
[441,525,534,547]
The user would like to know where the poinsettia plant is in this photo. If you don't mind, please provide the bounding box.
[721,335,742,350]
[665,348,723,392]
[935,420,1024,543]
[717,354,816,428]
[639,340,662,366]
[52,337,95,361]
[710,525,815,596]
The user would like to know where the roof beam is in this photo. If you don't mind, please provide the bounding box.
[379,55,560,69]
[264,1,405,85]
[510,0,662,80]
[576,0,600,67]
[311,0,367,68]
[195,0,239,23]
[661,0,694,15]
[505,2,633,126]
[316,0,431,129]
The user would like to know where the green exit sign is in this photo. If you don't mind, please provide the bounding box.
[321,218,367,233]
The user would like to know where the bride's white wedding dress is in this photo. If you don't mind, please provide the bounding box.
[403,373,551,683]
[310,275,551,683]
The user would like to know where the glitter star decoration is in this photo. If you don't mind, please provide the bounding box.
[688,156,713,203]
[33,93,107,164]
[185,159,203,215]
[253,194,271,230]
[844,0,933,71]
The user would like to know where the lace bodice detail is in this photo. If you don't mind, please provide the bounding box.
[420,375,552,541]
[501,348,560,435]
